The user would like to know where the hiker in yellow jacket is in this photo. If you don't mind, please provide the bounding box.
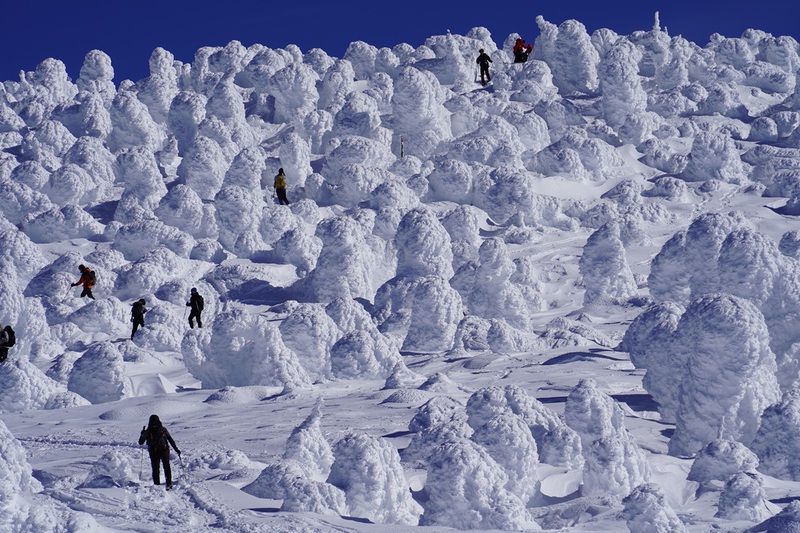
[273,167,290,205]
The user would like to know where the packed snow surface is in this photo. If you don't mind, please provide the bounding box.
[4,12,800,532]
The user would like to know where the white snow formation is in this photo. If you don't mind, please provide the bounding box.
[3,12,800,532]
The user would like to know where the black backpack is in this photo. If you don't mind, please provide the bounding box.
[197,295,204,311]
[148,426,169,451]
[4,326,15,347]
[87,269,97,283]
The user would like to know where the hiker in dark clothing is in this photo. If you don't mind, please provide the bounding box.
[273,167,290,205]
[71,264,96,299]
[130,298,147,340]
[138,414,181,489]
[0,324,13,363]
[476,49,493,85]
[186,287,204,329]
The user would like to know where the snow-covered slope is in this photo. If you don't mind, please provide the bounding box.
[3,13,800,532]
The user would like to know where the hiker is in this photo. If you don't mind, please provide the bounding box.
[476,49,493,85]
[138,414,181,489]
[130,298,147,340]
[513,38,533,63]
[186,287,204,329]
[273,167,290,205]
[0,324,15,363]
[71,264,96,299]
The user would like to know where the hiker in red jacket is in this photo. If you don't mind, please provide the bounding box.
[513,38,533,63]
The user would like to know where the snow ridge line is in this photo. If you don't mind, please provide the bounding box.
[18,435,142,450]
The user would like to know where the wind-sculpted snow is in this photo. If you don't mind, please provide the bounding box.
[82,450,138,488]
[391,67,451,159]
[687,439,760,483]
[467,385,583,469]
[452,237,543,329]
[622,483,687,533]
[182,309,311,390]
[0,419,99,531]
[751,387,800,480]
[328,432,422,525]
[67,341,131,403]
[667,294,780,456]
[5,15,800,531]
[648,211,751,305]
[534,18,599,96]
[278,303,339,382]
[716,472,773,521]
[306,215,377,302]
[420,438,534,530]
[682,131,747,183]
[579,222,637,305]
[113,246,191,300]
[283,401,334,478]
[564,379,650,495]
[620,301,684,422]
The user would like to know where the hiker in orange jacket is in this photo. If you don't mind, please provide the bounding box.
[71,264,96,299]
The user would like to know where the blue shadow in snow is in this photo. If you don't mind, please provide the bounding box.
[542,351,625,366]
[227,279,294,306]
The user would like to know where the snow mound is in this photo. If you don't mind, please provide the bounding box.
[181,310,311,391]
[327,432,422,525]
[419,438,535,530]
[751,387,800,480]
[67,341,131,404]
[622,483,687,533]
[687,439,760,483]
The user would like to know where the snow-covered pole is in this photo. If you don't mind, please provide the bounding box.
[400,136,404,158]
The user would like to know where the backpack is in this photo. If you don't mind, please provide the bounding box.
[197,295,204,311]
[148,426,169,451]
[4,326,15,347]
[87,269,96,284]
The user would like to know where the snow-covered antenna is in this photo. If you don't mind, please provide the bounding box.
[653,11,661,32]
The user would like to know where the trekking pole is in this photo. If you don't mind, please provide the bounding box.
[139,447,144,480]
[179,454,188,484]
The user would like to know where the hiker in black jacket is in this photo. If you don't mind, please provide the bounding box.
[186,287,204,329]
[476,49,493,85]
[138,414,181,489]
[130,298,147,340]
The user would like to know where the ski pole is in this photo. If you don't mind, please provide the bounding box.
[179,454,188,484]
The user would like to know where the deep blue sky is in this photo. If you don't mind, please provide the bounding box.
[2,0,799,84]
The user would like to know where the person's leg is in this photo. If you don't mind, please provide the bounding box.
[162,451,173,486]
[188,311,196,328]
[80,287,88,298]
[278,188,290,205]
[150,452,161,485]
[132,318,143,338]
[87,288,95,299]
[197,312,202,328]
